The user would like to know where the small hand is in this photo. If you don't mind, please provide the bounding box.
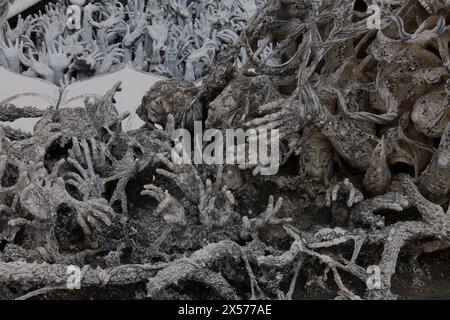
[0,38,21,72]
[18,42,54,82]
[20,172,66,221]
[237,0,258,17]
[326,178,364,208]
[98,44,125,74]
[74,198,115,236]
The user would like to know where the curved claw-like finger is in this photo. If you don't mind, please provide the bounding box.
[87,215,103,232]
[81,139,94,174]
[156,153,177,171]
[65,179,80,189]
[67,157,88,180]
[77,213,91,235]
[89,198,114,212]
[89,138,99,163]
[155,195,173,216]
[141,184,165,202]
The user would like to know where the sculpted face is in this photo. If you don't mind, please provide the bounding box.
[206,84,239,129]
[418,0,449,13]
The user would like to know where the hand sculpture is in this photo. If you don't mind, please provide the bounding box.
[147,15,171,64]
[3,15,33,42]
[47,37,74,84]
[18,41,55,82]
[97,43,124,74]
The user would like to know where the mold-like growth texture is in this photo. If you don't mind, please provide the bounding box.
[411,88,450,138]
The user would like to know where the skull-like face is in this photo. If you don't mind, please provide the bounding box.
[206,76,279,129]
